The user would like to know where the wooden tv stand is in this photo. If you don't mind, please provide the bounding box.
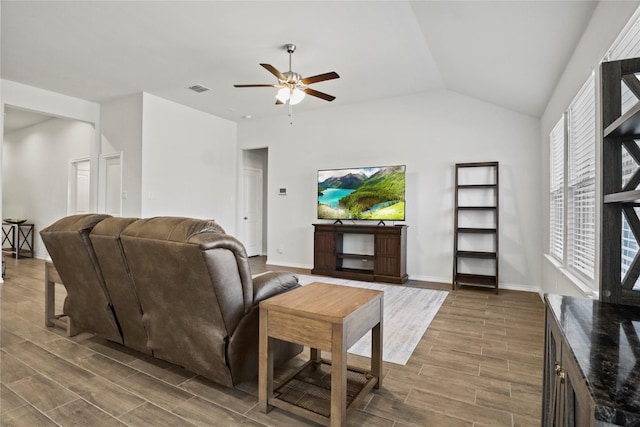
[312,223,408,284]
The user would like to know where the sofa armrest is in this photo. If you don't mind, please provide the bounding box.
[253,271,300,303]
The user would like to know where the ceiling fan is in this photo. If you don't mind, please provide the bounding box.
[234,43,340,107]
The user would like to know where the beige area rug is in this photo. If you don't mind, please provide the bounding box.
[295,274,448,366]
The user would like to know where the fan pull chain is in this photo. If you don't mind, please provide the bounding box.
[288,102,293,125]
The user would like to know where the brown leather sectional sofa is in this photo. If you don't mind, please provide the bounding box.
[40,214,302,387]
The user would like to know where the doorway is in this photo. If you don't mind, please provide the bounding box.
[241,148,268,257]
[69,158,90,215]
[99,153,123,217]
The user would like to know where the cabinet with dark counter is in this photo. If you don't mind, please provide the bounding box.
[543,294,640,426]
[312,224,407,284]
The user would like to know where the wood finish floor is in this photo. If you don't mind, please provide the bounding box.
[0,257,544,426]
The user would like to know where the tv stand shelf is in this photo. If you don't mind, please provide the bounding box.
[338,253,375,260]
[312,224,408,284]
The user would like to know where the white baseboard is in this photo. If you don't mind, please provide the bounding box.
[264,259,312,270]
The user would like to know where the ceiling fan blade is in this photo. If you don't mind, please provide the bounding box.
[234,84,276,88]
[260,63,285,81]
[303,88,336,102]
[275,99,284,105]
[300,72,340,85]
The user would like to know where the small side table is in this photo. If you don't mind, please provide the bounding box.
[259,282,383,427]
[2,222,35,259]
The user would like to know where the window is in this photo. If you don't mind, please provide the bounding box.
[608,27,640,116]
[548,5,640,291]
[567,77,596,280]
[548,76,596,283]
[608,11,640,60]
[549,117,565,260]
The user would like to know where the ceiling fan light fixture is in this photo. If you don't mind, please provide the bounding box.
[276,87,290,103]
[290,88,306,105]
[234,43,339,121]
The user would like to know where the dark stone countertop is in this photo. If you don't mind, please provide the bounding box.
[545,294,640,426]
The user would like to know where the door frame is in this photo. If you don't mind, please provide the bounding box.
[99,152,123,217]
[242,166,263,257]
[68,157,91,215]
[239,148,268,257]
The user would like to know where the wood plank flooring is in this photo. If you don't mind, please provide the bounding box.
[0,257,544,426]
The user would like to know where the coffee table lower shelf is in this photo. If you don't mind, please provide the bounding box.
[269,358,378,426]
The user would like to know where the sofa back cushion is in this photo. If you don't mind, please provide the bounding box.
[39,214,122,343]
[120,217,247,386]
[90,217,150,355]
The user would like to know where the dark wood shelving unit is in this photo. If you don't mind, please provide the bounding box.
[456,227,497,233]
[601,57,640,306]
[453,162,499,293]
[312,223,407,284]
[603,100,640,137]
[458,184,497,189]
[455,273,497,287]
[603,190,640,204]
[456,250,497,259]
[457,205,497,210]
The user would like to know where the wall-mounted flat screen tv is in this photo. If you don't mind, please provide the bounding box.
[317,165,405,221]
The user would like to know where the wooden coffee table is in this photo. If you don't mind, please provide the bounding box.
[259,282,383,427]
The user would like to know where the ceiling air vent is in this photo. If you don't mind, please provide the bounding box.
[188,84,210,93]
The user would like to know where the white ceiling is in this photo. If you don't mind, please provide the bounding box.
[1,1,599,125]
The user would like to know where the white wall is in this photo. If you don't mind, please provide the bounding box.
[140,93,238,232]
[1,79,101,217]
[3,118,94,258]
[238,89,541,291]
[101,94,143,217]
[540,1,640,297]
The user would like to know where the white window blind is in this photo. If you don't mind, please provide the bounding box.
[608,11,640,114]
[549,117,565,260]
[567,76,596,280]
[608,13,640,60]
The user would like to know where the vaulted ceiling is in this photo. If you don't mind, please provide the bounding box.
[1,1,600,123]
